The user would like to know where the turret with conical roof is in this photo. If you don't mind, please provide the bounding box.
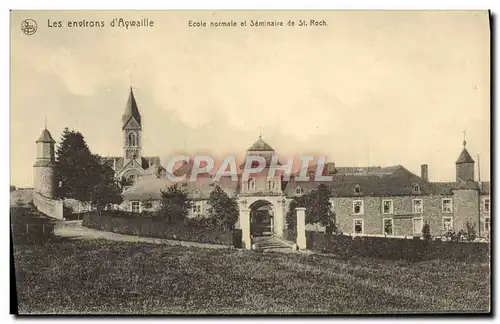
[33,127,56,198]
[455,138,475,182]
[247,135,275,152]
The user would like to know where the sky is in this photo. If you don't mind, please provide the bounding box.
[10,10,490,187]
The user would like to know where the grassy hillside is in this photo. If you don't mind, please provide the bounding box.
[12,238,490,314]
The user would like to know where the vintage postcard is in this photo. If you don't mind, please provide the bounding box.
[10,10,491,315]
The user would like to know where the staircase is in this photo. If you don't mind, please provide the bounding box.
[253,236,294,252]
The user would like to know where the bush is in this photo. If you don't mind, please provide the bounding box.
[232,229,242,248]
[10,206,57,245]
[306,231,489,262]
[82,211,235,246]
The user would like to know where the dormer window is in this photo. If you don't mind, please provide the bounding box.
[412,183,422,193]
[354,185,361,194]
[295,186,303,196]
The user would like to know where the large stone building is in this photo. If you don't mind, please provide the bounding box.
[122,135,490,239]
[33,88,491,239]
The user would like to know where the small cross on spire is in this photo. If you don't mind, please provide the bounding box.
[44,115,47,130]
[127,69,133,89]
[259,132,262,140]
[463,129,467,147]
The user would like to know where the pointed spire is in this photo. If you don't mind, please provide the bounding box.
[122,87,142,129]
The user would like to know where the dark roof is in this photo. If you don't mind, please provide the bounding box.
[247,137,274,152]
[427,182,456,195]
[103,156,161,174]
[285,165,441,197]
[103,157,124,171]
[456,148,474,164]
[122,87,142,129]
[122,174,239,201]
[36,128,56,143]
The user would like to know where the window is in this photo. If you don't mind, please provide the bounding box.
[354,185,361,193]
[442,198,453,213]
[412,199,423,213]
[130,201,141,213]
[295,186,303,196]
[248,178,255,191]
[442,217,453,232]
[128,132,137,146]
[382,199,393,214]
[268,179,273,191]
[413,218,423,234]
[353,219,364,234]
[383,218,394,236]
[485,217,490,232]
[412,183,422,193]
[193,202,202,214]
[484,198,490,213]
[353,200,364,215]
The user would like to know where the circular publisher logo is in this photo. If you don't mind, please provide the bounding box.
[21,19,37,35]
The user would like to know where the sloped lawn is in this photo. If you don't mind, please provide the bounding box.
[12,238,490,314]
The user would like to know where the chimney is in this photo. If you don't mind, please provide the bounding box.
[421,164,428,182]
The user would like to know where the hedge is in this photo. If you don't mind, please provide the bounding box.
[306,231,490,262]
[283,229,297,244]
[82,211,236,246]
[10,206,57,245]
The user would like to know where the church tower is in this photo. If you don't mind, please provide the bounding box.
[33,127,56,198]
[122,87,142,163]
[455,138,475,182]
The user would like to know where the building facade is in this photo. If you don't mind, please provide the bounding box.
[34,88,490,239]
[122,134,490,239]
[103,88,162,183]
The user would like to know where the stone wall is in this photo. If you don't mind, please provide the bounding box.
[331,194,460,237]
[33,166,55,198]
[33,192,64,220]
[453,189,480,233]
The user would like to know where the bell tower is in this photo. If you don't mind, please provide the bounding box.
[122,87,142,162]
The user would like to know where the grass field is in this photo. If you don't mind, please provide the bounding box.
[12,238,490,315]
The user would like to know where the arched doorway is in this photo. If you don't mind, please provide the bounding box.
[249,200,274,237]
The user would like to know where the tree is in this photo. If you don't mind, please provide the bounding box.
[55,128,122,210]
[462,222,477,242]
[422,222,432,242]
[286,184,337,230]
[206,185,239,231]
[286,195,306,230]
[308,184,335,226]
[88,155,123,211]
[55,128,94,201]
[158,184,192,224]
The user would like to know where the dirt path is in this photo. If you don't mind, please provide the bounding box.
[54,221,231,250]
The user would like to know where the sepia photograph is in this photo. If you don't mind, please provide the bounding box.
[9,9,491,315]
